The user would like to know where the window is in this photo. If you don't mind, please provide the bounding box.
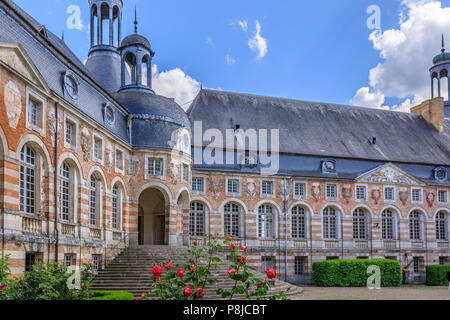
[25,253,42,272]
[64,73,78,99]
[190,202,205,236]
[295,257,306,276]
[411,188,423,203]
[227,179,240,194]
[294,182,306,198]
[93,136,103,162]
[326,184,337,200]
[413,257,421,273]
[326,256,339,260]
[384,187,395,201]
[258,205,274,238]
[438,190,448,204]
[436,212,448,241]
[323,207,338,239]
[60,162,71,222]
[28,99,38,126]
[148,158,163,176]
[115,149,124,172]
[353,208,367,240]
[26,89,45,135]
[261,257,273,273]
[91,255,101,270]
[224,203,240,238]
[261,181,273,196]
[409,211,423,240]
[89,175,98,226]
[112,185,121,230]
[20,146,36,214]
[381,209,395,240]
[439,257,448,265]
[65,120,75,146]
[182,164,189,182]
[192,177,204,192]
[64,255,73,267]
[356,186,367,201]
[292,206,306,239]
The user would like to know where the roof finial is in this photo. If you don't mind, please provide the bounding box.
[442,33,445,53]
[134,6,138,34]
[61,30,64,42]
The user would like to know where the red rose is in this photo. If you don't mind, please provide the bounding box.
[192,240,197,246]
[165,262,173,270]
[241,246,248,251]
[0,283,5,290]
[184,286,193,298]
[227,268,237,278]
[265,268,276,280]
[239,256,247,265]
[190,264,198,273]
[177,269,186,278]
[227,235,234,240]
[230,243,236,249]
[152,265,163,277]
[135,296,142,301]
[156,276,161,282]
[196,286,204,298]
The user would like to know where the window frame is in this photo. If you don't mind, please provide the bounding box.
[192,176,205,194]
[381,209,397,240]
[258,204,275,239]
[63,113,78,151]
[190,201,205,237]
[437,189,448,205]
[224,203,241,238]
[181,162,190,183]
[20,145,37,215]
[294,256,306,276]
[92,133,104,165]
[411,187,423,204]
[114,145,125,175]
[293,181,307,200]
[409,210,423,241]
[383,186,396,202]
[144,154,167,180]
[226,177,242,196]
[291,205,307,239]
[436,211,448,241]
[353,208,368,240]
[325,183,338,201]
[355,184,368,202]
[322,207,340,240]
[25,87,46,136]
[260,179,275,198]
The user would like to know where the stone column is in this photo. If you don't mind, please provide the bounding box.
[97,5,102,45]
[109,6,113,46]
[438,75,441,97]
[431,76,434,99]
[90,7,94,47]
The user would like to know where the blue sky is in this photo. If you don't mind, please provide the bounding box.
[13,0,450,109]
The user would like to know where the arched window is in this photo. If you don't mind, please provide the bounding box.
[292,206,306,239]
[353,208,367,240]
[20,146,36,214]
[101,3,110,45]
[89,175,98,226]
[409,211,423,240]
[323,207,338,239]
[112,184,122,230]
[436,211,448,241]
[142,55,150,87]
[113,6,120,47]
[92,4,98,45]
[60,162,71,222]
[258,205,274,238]
[190,202,205,236]
[224,203,240,238]
[381,209,396,240]
[125,52,136,85]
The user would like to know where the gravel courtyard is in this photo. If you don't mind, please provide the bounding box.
[291,285,450,300]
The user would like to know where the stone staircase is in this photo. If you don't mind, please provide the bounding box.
[91,245,301,299]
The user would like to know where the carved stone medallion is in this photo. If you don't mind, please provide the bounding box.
[399,187,409,206]
[4,81,21,129]
[245,179,257,201]
[311,183,321,202]
[80,127,91,162]
[371,189,381,205]
[342,184,352,204]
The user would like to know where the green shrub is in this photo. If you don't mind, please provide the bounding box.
[0,252,11,283]
[89,291,134,300]
[312,259,402,287]
[426,265,450,286]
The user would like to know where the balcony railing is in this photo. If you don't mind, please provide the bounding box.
[411,241,424,249]
[293,240,308,249]
[383,241,397,249]
[260,240,276,248]
[61,223,76,238]
[324,240,340,249]
[353,241,369,249]
[22,216,42,233]
[89,228,102,240]
[437,241,449,248]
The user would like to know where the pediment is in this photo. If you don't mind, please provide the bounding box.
[356,163,425,186]
[0,42,49,92]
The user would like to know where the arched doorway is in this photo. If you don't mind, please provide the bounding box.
[138,188,167,245]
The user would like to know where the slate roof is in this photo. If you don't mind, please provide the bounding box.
[187,89,450,166]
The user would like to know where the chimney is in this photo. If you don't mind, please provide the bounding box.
[410,97,445,133]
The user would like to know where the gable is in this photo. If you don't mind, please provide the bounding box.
[0,42,49,92]
[356,163,425,186]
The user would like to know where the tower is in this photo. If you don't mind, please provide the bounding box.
[118,8,155,93]
[430,34,450,117]
[85,0,123,93]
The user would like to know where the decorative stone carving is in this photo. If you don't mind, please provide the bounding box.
[371,189,381,205]
[127,155,140,179]
[426,191,435,208]
[311,183,321,202]
[80,127,91,162]
[358,164,419,185]
[207,177,224,200]
[278,180,291,198]
[0,47,32,80]
[105,142,113,173]
[47,111,61,146]
[245,179,257,201]
[168,162,179,186]
[342,184,352,204]
[4,81,22,129]
[399,187,409,206]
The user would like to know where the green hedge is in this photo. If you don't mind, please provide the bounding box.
[89,291,135,300]
[312,259,402,287]
[426,265,450,286]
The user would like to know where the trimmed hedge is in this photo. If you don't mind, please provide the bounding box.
[426,265,450,286]
[89,291,135,300]
[312,259,402,287]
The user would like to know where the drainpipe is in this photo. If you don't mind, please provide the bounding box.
[283,179,288,282]
[54,103,59,263]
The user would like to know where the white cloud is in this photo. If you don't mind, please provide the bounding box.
[352,0,450,112]
[206,37,214,46]
[238,20,248,32]
[248,21,268,60]
[152,65,201,110]
[225,54,236,65]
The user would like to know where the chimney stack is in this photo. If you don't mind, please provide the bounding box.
[410,97,445,133]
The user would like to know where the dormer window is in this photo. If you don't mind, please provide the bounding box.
[434,167,448,182]
[104,104,115,126]
[64,71,79,99]
[322,159,336,174]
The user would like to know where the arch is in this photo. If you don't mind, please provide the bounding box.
[288,201,315,216]
[433,207,450,218]
[91,4,99,45]
[110,176,128,198]
[58,152,83,182]
[86,165,108,192]
[408,208,426,240]
[124,51,137,85]
[290,202,312,240]
[141,54,151,87]
[0,124,8,158]
[219,198,249,215]
[190,197,213,214]
[112,5,120,47]
[135,181,173,205]
[175,187,190,205]
[16,134,52,173]
[320,204,343,240]
[319,203,345,217]
[379,205,401,217]
[252,199,282,215]
[100,2,110,45]
[351,204,374,219]
[409,207,428,220]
